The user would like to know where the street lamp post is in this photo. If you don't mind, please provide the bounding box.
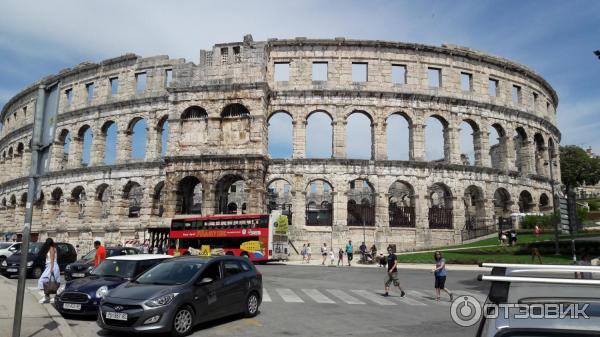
[544,156,559,255]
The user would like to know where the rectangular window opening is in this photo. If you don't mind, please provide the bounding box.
[428,67,442,88]
[65,88,73,105]
[110,77,119,96]
[392,64,407,84]
[165,69,173,86]
[274,62,290,82]
[461,72,472,92]
[221,47,228,64]
[233,46,241,63]
[512,85,521,103]
[136,72,147,93]
[86,83,94,103]
[352,62,368,82]
[546,101,550,112]
[533,92,538,109]
[488,78,498,97]
[312,62,328,81]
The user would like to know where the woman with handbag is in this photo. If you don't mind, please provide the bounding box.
[37,238,60,303]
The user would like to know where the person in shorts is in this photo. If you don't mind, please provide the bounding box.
[305,243,312,263]
[345,240,353,266]
[383,246,405,297]
[321,243,328,265]
[432,251,453,302]
[337,248,344,266]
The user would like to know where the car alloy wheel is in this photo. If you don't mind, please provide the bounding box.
[246,292,259,317]
[173,307,193,335]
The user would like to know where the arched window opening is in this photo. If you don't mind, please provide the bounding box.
[539,193,551,212]
[268,112,293,158]
[152,182,165,217]
[534,133,546,176]
[388,181,415,227]
[464,185,485,230]
[518,190,534,213]
[428,183,453,229]
[123,181,143,218]
[19,192,27,207]
[493,188,512,229]
[181,106,208,120]
[306,111,333,158]
[489,124,506,169]
[386,113,411,160]
[347,179,375,226]
[216,175,245,214]
[425,115,448,162]
[16,143,24,157]
[102,121,118,165]
[71,186,86,219]
[346,112,373,160]
[514,127,528,173]
[459,120,479,166]
[58,130,71,168]
[221,103,250,118]
[267,179,292,223]
[97,184,112,219]
[129,118,148,161]
[78,125,93,166]
[305,180,333,226]
[158,117,169,158]
[177,176,203,215]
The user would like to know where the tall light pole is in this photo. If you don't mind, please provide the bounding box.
[544,156,559,255]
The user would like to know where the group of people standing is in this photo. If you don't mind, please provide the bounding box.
[38,239,107,303]
[300,240,357,266]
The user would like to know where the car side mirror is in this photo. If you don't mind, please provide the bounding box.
[197,277,213,286]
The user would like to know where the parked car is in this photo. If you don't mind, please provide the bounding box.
[0,242,21,264]
[0,242,77,278]
[97,256,262,337]
[55,254,172,316]
[65,246,140,281]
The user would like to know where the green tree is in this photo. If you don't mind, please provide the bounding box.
[560,145,600,192]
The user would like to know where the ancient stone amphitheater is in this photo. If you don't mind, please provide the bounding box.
[0,35,560,252]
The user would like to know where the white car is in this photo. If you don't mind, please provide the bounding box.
[0,242,21,263]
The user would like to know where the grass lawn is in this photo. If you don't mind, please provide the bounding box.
[399,231,600,265]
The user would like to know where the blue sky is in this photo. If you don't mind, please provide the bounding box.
[1,0,599,160]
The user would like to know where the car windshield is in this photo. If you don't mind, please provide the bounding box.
[0,243,12,249]
[82,250,96,260]
[92,260,137,278]
[107,249,125,257]
[135,260,204,285]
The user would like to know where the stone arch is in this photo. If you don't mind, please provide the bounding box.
[122,181,143,218]
[305,179,333,226]
[533,133,546,175]
[51,187,64,204]
[518,190,534,213]
[151,181,165,217]
[77,125,93,166]
[464,185,485,230]
[127,117,147,161]
[388,180,416,227]
[539,193,551,212]
[347,178,375,226]
[514,126,529,173]
[458,119,480,166]
[16,142,24,156]
[70,185,86,219]
[221,103,250,118]
[268,111,293,159]
[306,110,333,158]
[493,188,512,219]
[489,122,507,169]
[176,176,204,215]
[96,183,112,219]
[346,110,374,160]
[181,106,208,120]
[428,182,453,229]
[387,112,412,160]
[215,174,245,214]
[266,178,293,217]
[9,194,16,207]
[101,120,118,165]
[19,192,27,206]
[548,137,558,159]
[157,115,169,158]
[425,114,450,162]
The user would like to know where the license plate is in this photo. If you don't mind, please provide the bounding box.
[106,312,128,321]
[7,268,17,272]
[72,273,85,278]
[63,303,81,311]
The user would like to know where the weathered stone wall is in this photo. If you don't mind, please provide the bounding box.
[0,36,560,251]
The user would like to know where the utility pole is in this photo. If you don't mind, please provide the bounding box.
[12,83,59,337]
[545,157,560,255]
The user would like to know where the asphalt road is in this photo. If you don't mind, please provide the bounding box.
[19,264,488,337]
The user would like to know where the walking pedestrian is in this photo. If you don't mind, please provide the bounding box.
[575,252,593,279]
[510,230,517,246]
[329,250,335,265]
[370,244,377,261]
[345,240,353,266]
[94,240,107,267]
[321,243,328,265]
[359,242,367,263]
[37,238,60,303]
[301,244,307,263]
[337,248,344,266]
[383,246,405,297]
[432,251,453,302]
[306,243,312,263]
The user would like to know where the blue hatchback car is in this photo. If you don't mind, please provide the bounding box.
[55,254,172,316]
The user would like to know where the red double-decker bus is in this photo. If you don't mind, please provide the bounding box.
[167,212,288,262]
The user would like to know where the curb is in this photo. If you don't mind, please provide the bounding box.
[0,275,76,337]
[281,261,486,271]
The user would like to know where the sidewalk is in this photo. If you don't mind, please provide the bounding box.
[283,258,486,271]
[0,276,75,337]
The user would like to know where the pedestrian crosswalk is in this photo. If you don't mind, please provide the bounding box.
[262,287,486,307]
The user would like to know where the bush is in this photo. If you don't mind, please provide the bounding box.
[588,199,600,211]
[522,213,558,229]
